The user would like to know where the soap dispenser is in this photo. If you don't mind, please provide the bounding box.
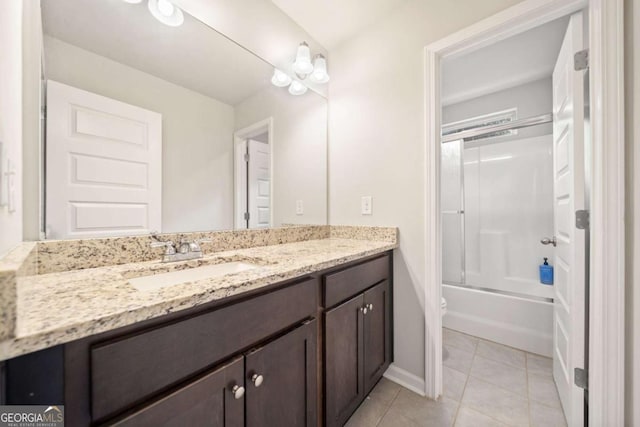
[539,258,554,285]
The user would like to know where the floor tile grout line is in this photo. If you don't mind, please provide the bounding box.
[526,349,533,427]
[450,337,477,426]
[373,386,401,427]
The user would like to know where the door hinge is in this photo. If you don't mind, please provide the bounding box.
[575,210,589,230]
[244,153,250,162]
[574,49,589,71]
[244,212,250,221]
[574,367,588,389]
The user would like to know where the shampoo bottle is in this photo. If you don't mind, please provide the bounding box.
[539,257,554,285]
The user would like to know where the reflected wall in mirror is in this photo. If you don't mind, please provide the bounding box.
[39,0,327,239]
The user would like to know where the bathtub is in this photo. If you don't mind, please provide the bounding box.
[442,283,554,357]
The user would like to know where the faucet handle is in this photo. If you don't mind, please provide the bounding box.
[150,240,176,255]
[189,238,211,253]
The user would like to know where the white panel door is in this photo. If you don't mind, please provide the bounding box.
[551,12,585,427]
[46,80,162,239]
[248,139,270,228]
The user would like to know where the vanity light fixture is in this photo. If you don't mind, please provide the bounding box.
[148,0,184,26]
[123,0,185,27]
[292,42,314,76]
[288,80,308,96]
[271,41,330,95]
[309,54,330,84]
[271,69,292,87]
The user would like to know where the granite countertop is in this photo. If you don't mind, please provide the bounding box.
[0,238,396,360]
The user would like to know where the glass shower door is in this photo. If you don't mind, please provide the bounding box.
[441,140,465,285]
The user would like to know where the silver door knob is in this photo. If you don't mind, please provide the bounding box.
[251,374,264,387]
[361,306,368,315]
[368,303,374,311]
[540,236,557,247]
[231,385,245,399]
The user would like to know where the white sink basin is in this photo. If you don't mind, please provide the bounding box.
[129,262,259,292]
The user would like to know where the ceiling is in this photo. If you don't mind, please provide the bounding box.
[42,0,274,106]
[270,0,410,49]
[442,16,570,106]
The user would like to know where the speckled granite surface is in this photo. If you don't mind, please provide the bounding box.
[0,236,397,361]
[0,243,37,341]
[37,225,331,274]
[329,225,398,242]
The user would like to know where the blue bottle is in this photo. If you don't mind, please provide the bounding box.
[539,258,554,285]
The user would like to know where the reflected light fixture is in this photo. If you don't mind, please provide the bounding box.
[271,69,292,87]
[271,41,329,96]
[288,80,308,96]
[123,0,184,27]
[146,0,184,27]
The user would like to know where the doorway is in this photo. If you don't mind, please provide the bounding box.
[233,118,273,229]
[423,0,626,425]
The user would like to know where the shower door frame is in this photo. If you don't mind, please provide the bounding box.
[423,1,626,425]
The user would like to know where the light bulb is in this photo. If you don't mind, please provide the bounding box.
[271,69,292,87]
[309,55,330,84]
[292,42,314,76]
[148,0,184,26]
[288,80,308,96]
[157,0,174,16]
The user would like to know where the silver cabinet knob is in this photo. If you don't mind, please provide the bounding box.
[231,385,245,399]
[361,306,368,315]
[251,374,264,387]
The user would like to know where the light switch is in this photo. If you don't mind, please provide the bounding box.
[361,196,372,215]
[296,200,304,215]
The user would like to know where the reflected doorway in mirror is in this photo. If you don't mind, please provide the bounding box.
[234,118,273,229]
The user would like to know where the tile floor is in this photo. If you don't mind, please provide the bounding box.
[345,328,567,427]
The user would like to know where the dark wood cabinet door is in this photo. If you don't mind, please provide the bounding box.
[110,356,244,427]
[245,320,317,427]
[363,280,391,394]
[324,294,365,427]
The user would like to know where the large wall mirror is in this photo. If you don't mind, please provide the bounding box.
[38,0,327,240]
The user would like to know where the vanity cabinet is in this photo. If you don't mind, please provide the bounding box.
[323,256,392,427]
[2,251,393,427]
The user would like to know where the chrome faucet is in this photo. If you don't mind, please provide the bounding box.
[150,233,211,263]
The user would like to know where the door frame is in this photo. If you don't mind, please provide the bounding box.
[233,117,274,229]
[423,0,625,424]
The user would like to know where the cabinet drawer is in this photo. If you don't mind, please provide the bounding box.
[323,255,389,308]
[91,278,317,421]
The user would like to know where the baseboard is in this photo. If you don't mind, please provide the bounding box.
[383,364,426,396]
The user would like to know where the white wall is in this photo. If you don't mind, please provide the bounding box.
[328,0,522,380]
[624,0,640,424]
[44,36,235,233]
[234,86,328,226]
[0,1,24,256]
[443,78,553,142]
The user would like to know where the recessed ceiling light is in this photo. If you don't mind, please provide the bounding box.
[147,0,184,27]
